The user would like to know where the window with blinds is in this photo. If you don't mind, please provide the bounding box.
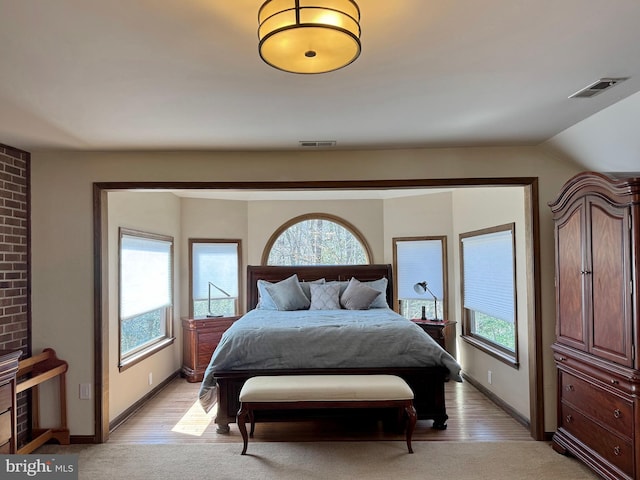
[190,239,241,317]
[393,236,447,321]
[460,223,518,366]
[119,228,174,366]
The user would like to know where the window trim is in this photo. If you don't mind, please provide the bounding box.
[392,236,448,320]
[188,238,243,318]
[459,223,519,368]
[261,212,373,265]
[118,228,175,371]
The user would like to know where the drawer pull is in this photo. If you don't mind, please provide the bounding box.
[558,356,567,361]
[611,379,620,385]
[565,384,574,392]
[565,414,573,424]
[614,446,622,456]
[613,409,622,419]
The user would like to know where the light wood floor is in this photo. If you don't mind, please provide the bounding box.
[108,376,533,444]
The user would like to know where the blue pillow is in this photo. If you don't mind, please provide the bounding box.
[256,279,278,310]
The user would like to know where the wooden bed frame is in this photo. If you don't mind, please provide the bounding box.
[212,264,450,433]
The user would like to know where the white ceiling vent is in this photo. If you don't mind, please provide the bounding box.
[569,77,629,98]
[299,140,337,148]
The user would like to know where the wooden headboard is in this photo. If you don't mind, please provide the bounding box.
[246,264,393,311]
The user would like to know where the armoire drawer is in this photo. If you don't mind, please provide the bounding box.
[560,402,634,477]
[560,370,633,438]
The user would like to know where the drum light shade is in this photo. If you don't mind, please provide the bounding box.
[258,0,361,74]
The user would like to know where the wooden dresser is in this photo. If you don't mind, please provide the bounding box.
[181,316,240,382]
[549,172,640,480]
[0,350,21,454]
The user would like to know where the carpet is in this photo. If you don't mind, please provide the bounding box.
[36,441,599,480]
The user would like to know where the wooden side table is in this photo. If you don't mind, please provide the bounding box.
[411,319,457,357]
[181,316,240,382]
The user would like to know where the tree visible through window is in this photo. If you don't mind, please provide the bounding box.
[264,214,370,265]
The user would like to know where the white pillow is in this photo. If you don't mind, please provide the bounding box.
[309,283,341,310]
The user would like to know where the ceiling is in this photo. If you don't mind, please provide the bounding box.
[1,0,640,161]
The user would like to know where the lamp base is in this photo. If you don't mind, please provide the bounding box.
[206,313,223,318]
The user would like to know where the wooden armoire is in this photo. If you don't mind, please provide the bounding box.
[549,172,640,480]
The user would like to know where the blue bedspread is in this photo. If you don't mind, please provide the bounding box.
[199,308,462,411]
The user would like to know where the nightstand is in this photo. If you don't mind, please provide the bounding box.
[411,319,457,357]
[181,316,240,382]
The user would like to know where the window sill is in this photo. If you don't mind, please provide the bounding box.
[119,337,175,372]
[460,334,519,369]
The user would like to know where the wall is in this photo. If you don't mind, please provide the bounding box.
[106,192,182,421]
[452,187,530,419]
[29,146,583,435]
[0,144,29,445]
[382,191,455,310]
[179,198,249,315]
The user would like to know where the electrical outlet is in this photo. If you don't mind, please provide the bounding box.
[148,372,153,385]
[488,370,492,385]
[79,383,92,400]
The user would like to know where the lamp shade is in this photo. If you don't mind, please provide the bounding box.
[258,0,361,74]
[414,282,427,295]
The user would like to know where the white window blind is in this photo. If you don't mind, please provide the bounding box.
[193,243,239,300]
[461,229,515,323]
[120,234,172,319]
[396,240,444,300]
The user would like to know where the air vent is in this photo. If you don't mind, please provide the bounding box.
[569,77,629,98]
[299,140,337,148]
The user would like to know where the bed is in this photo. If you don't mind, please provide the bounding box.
[199,264,462,433]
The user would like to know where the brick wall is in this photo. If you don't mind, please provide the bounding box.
[0,143,30,446]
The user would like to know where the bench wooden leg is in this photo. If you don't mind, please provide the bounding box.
[237,404,251,455]
[405,404,417,454]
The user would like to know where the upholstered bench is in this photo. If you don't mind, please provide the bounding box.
[236,374,417,455]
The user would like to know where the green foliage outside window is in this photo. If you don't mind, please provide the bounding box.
[471,310,515,352]
[193,298,236,317]
[121,308,165,355]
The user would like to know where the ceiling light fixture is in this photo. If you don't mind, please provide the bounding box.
[258,0,361,74]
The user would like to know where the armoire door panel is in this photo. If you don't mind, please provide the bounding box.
[589,200,632,366]
[556,203,588,350]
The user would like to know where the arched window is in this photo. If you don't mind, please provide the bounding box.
[262,213,372,265]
